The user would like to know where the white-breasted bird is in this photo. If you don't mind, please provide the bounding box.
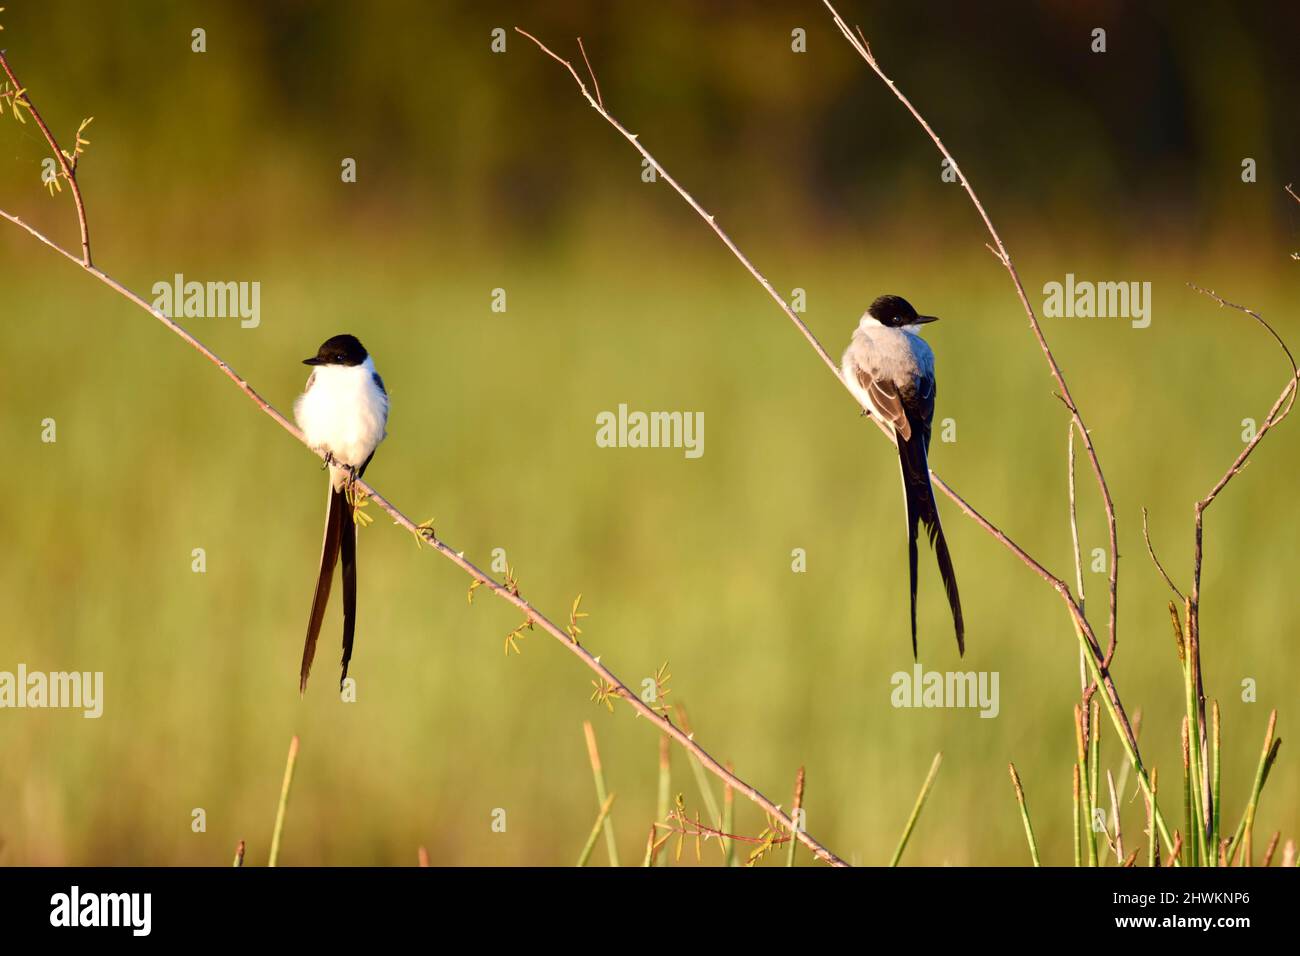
[293,333,389,692]
[842,295,964,656]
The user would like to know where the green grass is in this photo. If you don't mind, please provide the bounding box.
[0,233,1296,865]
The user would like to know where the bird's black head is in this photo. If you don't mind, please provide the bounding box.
[867,294,939,328]
[303,334,369,367]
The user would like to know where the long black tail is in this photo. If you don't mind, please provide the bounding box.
[338,488,357,689]
[300,484,346,693]
[896,433,965,656]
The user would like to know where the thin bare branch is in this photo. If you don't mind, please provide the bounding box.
[576,36,602,109]
[0,51,91,265]
[1068,424,1088,693]
[1141,507,1185,602]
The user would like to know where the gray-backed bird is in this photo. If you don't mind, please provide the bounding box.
[842,295,964,656]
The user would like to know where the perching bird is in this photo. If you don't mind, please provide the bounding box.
[293,334,389,692]
[842,295,964,656]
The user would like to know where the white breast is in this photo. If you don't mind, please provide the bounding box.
[842,323,935,408]
[293,357,388,478]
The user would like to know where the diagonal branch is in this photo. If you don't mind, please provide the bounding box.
[0,50,846,869]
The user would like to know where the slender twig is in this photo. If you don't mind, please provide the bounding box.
[1141,508,1185,602]
[1008,763,1041,866]
[654,819,789,848]
[268,735,299,868]
[1067,425,1089,693]
[889,752,941,867]
[576,36,602,109]
[0,51,90,265]
[0,68,849,870]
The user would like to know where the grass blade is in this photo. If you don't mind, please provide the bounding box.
[889,752,941,867]
[1073,763,1082,868]
[1089,699,1101,862]
[674,705,723,832]
[1181,716,1195,866]
[1008,762,1041,866]
[576,793,617,867]
[653,733,671,867]
[1147,768,1159,868]
[268,735,299,868]
[1232,709,1279,866]
[1075,704,1097,866]
[582,721,620,866]
[1211,700,1222,854]
[1107,769,1124,865]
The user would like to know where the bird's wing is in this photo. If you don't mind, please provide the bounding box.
[908,368,936,450]
[852,362,912,442]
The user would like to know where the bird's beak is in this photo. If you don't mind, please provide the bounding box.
[915,314,940,324]
[303,357,323,365]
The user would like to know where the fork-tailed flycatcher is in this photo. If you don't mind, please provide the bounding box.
[842,295,964,656]
[293,334,389,692]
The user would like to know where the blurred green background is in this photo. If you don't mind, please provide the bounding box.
[1,1,1297,865]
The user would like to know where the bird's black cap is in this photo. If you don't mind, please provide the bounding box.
[868,294,939,328]
[303,334,369,366]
